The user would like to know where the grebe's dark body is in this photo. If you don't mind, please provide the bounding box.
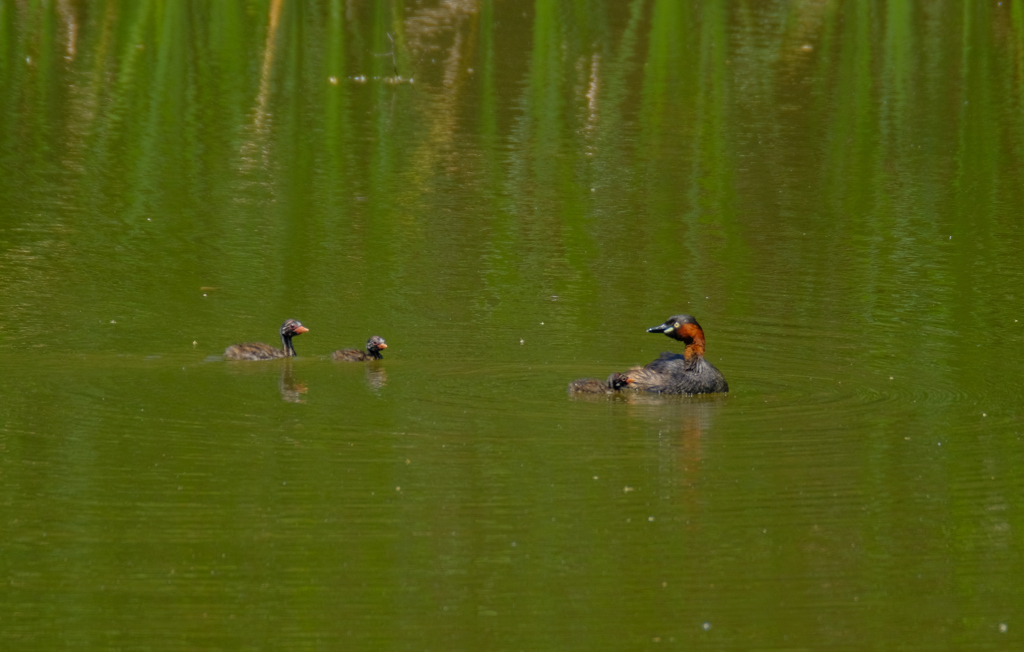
[224,319,309,360]
[332,336,387,361]
[567,373,628,394]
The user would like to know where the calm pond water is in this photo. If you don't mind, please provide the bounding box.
[2,1,1024,649]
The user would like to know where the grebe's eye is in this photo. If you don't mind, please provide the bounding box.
[673,322,680,329]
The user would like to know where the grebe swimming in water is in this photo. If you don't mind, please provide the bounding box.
[567,373,628,394]
[332,336,387,361]
[620,314,728,395]
[224,319,309,360]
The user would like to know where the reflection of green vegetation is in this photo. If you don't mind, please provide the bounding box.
[0,0,1020,372]
[0,1,16,188]
[0,2,1021,350]
[3,2,1019,329]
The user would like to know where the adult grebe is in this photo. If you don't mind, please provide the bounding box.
[620,315,728,395]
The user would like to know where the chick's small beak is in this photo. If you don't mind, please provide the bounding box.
[378,343,387,349]
[294,326,309,334]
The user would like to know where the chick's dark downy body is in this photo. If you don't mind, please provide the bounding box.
[332,336,388,361]
[567,373,628,394]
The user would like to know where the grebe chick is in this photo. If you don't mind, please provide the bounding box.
[620,315,728,395]
[332,335,387,361]
[568,373,628,394]
[224,319,309,360]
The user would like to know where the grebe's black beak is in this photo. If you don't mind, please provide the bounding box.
[647,323,673,334]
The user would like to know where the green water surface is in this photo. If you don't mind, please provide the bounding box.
[2,1,1024,650]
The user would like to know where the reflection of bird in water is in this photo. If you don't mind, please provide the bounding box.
[625,395,723,515]
[621,315,728,395]
[365,366,388,391]
[224,319,309,360]
[332,336,387,361]
[278,361,308,403]
[567,373,628,395]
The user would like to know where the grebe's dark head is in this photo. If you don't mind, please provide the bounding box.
[366,335,387,359]
[647,314,705,348]
[280,319,309,356]
[280,319,310,337]
[607,372,630,390]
